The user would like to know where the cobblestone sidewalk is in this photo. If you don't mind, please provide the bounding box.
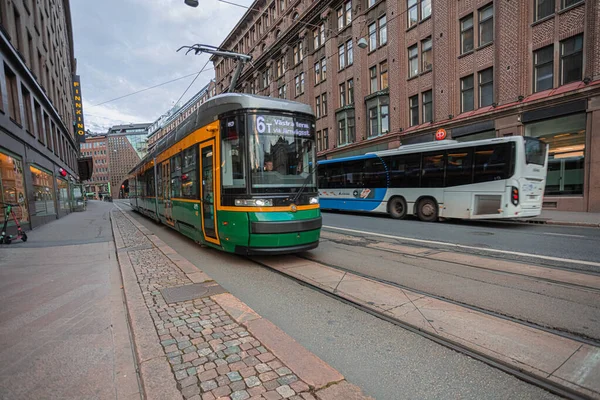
[113,211,314,400]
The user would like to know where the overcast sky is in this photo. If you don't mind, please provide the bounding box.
[71,0,253,133]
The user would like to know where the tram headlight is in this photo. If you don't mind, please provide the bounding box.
[235,199,273,207]
[309,197,319,204]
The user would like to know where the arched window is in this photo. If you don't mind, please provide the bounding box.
[276,30,281,38]
[293,12,299,20]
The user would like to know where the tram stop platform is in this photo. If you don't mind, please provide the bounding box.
[0,200,371,400]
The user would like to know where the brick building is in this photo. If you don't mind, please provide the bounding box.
[213,0,600,212]
[80,133,109,199]
[107,123,151,199]
[0,0,80,230]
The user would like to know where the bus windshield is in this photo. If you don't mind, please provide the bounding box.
[248,114,316,193]
[524,137,547,166]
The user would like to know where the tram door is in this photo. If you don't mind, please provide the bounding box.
[200,141,219,244]
[162,161,174,226]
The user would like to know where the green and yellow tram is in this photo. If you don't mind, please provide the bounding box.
[128,93,321,254]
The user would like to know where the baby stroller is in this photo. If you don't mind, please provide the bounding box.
[0,202,27,244]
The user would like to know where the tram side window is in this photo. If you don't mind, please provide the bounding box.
[421,151,445,188]
[386,154,421,188]
[221,116,246,194]
[181,146,198,199]
[145,169,155,197]
[139,173,146,197]
[473,143,513,183]
[446,148,473,187]
[362,158,387,188]
[156,164,163,198]
[171,153,182,198]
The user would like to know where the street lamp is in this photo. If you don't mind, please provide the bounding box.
[357,38,368,49]
[184,0,199,7]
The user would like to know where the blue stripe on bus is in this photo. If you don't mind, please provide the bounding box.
[318,154,378,165]
[320,188,387,211]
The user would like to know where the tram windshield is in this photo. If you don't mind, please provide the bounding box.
[248,114,316,194]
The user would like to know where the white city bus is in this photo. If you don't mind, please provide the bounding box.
[317,136,549,221]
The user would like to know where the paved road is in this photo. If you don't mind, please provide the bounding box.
[322,211,600,265]
[121,203,558,400]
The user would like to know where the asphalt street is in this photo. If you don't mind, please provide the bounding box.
[322,211,600,265]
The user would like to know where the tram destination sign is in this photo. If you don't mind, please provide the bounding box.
[255,115,312,137]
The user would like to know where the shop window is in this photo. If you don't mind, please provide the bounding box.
[30,165,55,216]
[56,178,69,211]
[0,151,29,224]
[525,113,586,195]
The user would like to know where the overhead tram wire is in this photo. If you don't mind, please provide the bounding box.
[174,58,212,107]
[216,0,417,98]
[89,67,214,108]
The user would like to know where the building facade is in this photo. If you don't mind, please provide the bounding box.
[106,123,151,198]
[0,0,80,231]
[147,80,217,151]
[213,0,600,212]
[80,133,109,199]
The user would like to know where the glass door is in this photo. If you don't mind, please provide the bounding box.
[200,142,219,244]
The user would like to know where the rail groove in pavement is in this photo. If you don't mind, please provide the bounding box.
[251,255,600,400]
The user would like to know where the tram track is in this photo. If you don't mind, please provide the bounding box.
[296,252,600,347]
[249,253,599,400]
[319,232,600,294]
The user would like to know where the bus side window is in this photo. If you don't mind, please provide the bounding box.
[421,152,445,188]
[474,144,510,183]
[343,161,364,188]
[446,148,473,187]
[363,159,387,188]
[386,154,420,188]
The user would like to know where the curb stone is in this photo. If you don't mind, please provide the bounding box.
[111,204,373,400]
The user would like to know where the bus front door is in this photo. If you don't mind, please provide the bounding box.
[200,142,219,245]
[163,162,174,226]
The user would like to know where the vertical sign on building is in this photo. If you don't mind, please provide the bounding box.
[73,75,86,143]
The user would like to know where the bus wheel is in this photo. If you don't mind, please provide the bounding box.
[417,198,438,222]
[388,197,407,219]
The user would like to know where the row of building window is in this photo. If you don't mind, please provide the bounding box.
[2,62,77,172]
[5,1,73,132]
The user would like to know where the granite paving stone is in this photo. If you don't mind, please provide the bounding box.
[113,212,313,400]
